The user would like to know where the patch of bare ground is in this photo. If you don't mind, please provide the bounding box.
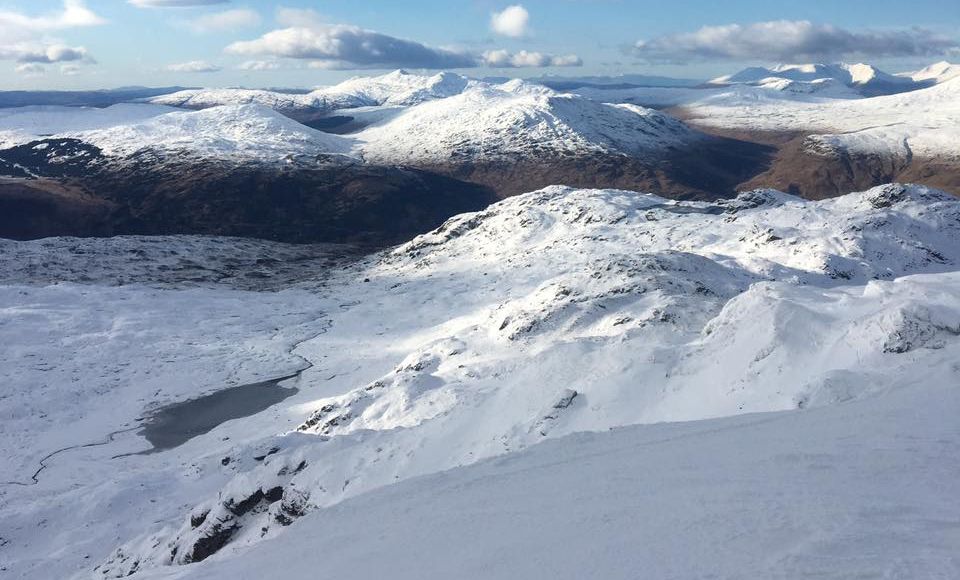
[0,178,116,239]
[409,136,775,201]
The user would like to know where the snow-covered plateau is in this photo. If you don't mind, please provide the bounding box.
[2,183,959,579]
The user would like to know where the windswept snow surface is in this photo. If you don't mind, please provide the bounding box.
[2,184,960,579]
[357,81,697,164]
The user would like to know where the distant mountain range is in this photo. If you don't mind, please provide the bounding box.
[0,87,194,109]
[0,63,957,243]
[709,62,924,96]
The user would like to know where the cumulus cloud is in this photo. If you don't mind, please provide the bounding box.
[238,59,280,71]
[0,0,103,53]
[129,0,229,7]
[60,64,82,75]
[226,24,477,69]
[0,0,104,35]
[490,5,529,38]
[166,60,221,72]
[482,49,581,68]
[15,63,45,76]
[631,20,960,63]
[186,8,259,32]
[15,44,91,63]
[0,2,102,66]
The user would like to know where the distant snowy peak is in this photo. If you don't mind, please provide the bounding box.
[711,63,916,95]
[753,76,858,97]
[148,70,477,119]
[70,104,354,160]
[321,70,476,108]
[900,61,960,84]
[148,88,313,117]
[358,82,697,164]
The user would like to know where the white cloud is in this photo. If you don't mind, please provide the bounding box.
[186,8,260,32]
[490,5,529,38]
[15,63,45,76]
[129,0,229,7]
[0,1,102,66]
[225,11,582,71]
[0,0,104,35]
[166,60,221,72]
[226,24,477,69]
[13,44,91,64]
[238,60,280,71]
[60,64,82,75]
[631,20,960,63]
[482,49,581,68]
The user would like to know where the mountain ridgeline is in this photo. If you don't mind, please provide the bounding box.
[1,65,958,244]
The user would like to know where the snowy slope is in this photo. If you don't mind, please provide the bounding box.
[899,60,960,84]
[357,82,698,164]
[166,359,960,580]
[0,103,176,149]
[0,183,939,578]
[2,184,958,579]
[69,104,355,159]
[147,89,318,117]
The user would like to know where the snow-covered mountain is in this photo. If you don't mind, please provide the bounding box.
[899,60,960,84]
[2,183,959,579]
[689,74,960,157]
[351,80,772,198]
[0,104,354,165]
[149,70,476,121]
[357,81,696,164]
[711,62,918,95]
[673,73,960,197]
[0,103,176,149]
[319,69,475,108]
[0,182,941,578]
[70,104,354,160]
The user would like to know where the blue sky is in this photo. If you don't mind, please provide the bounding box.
[1,0,958,89]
